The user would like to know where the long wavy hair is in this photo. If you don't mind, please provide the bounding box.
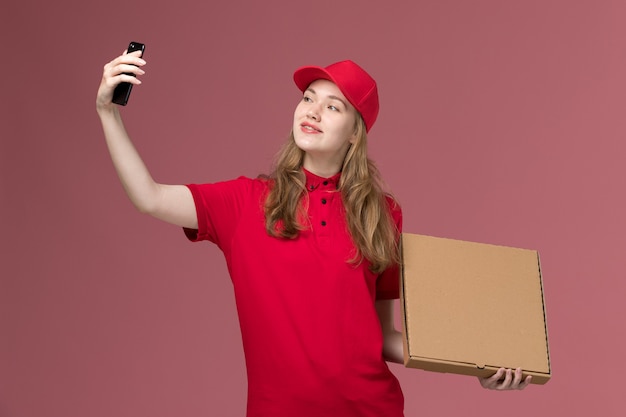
[263,115,400,274]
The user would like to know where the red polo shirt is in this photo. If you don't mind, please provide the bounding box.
[184,169,404,417]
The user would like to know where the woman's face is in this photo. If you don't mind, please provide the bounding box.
[293,79,358,174]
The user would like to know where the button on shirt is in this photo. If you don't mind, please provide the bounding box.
[304,170,341,247]
[184,169,404,417]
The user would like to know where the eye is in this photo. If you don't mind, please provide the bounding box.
[303,96,313,103]
[328,105,339,112]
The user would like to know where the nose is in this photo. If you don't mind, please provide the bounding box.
[307,107,320,121]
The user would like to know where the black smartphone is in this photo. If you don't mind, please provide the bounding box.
[112,42,145,106]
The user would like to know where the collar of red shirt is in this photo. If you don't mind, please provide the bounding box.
[303,168,341,192]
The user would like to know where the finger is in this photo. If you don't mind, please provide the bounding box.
[103,61,146,84]
[101,70,143,91]
[481,368,504,389]
[115,63,146,76]
[518,375,532,390]
[109,52,146,69]
[114,73,143,86]
[117,55,146,68]
[127,49,144,57]
[490,368,505,386]
[512,367,523,387]
[497,368,513,390]
[101,55,146,89]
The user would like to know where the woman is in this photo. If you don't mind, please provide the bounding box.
[96,51,530,417]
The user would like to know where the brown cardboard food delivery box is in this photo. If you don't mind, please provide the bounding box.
[400,233,551,384]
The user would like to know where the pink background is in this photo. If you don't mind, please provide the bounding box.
[2,0,625,416]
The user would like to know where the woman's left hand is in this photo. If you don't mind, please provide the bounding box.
[479,367,532,390]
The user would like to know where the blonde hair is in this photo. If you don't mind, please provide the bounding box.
[263,116,400,274]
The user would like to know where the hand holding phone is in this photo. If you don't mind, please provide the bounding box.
[112,42,145,106]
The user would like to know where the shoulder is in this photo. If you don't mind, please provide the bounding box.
[231,175,269,191]
[185,176,272,209]
[384,194,402,229]
[190,175,269,191]
[384,194,401,211]
[384,194,402,216]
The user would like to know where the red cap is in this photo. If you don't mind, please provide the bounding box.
[293,60,379,132]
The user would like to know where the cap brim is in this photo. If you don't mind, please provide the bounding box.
[293,66,338,92]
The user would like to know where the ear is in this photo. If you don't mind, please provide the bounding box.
[348,133,358,144]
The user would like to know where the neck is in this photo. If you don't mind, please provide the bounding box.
[302,153,345,178]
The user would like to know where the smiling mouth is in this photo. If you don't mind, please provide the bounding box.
[301,123,322,133]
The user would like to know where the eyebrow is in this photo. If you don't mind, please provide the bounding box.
[306,87,349,109]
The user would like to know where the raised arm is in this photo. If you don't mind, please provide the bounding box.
[96,50,197,229]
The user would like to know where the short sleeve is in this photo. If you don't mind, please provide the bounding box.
[182,177,260,251]
[375,196,403,300]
